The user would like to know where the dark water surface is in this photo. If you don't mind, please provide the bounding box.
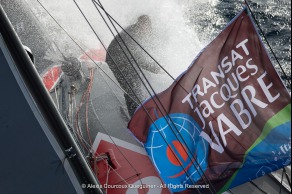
[187,0,291,89]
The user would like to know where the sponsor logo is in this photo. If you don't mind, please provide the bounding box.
[145,113,209,192]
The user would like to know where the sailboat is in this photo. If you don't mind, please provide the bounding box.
[0,0,290,194]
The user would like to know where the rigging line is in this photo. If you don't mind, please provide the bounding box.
[112,174,142,186]
[92,1,218,188]
[86,99,155,194]
[249,180,269,194]
[75,1,146,109]
[91,0,190,94]
[88,60,130,120]
[70,120,92,153]
[268,170,291,193]
[101,17,246,194]
[93,4,215,194]
[283,167,291,189]
[36,2,163,192]
[76,67,100,151]
[70,2,147,193]
[85,67,95,147]
[88,101,151,194]
[279,168,285,194]
[36,0,140,107]
[70,91,77,124]
[75,116,90,152]
[93,2,216,192]
[63,96,92,154]
[37,0,221,192]
[73,112,141,188]
[54,83,60,110]
[74,78,93,152]
[93,0,213,189]
[70,0,138,105]
[93,1,217,192]
[36,5,209,188]
[77,74,91,148]
[269,171,291,192]
[76,34,131,117]
[89,94,202,194]
[75,130,92,153]
[90,0,269,162]
[244,2,291,191]
[76,134,131,186]
[92,0,169,78]
[227,189,235,194]
[81,124,141,188]
[244,0,291,86]
[87,74,201,193]
[39,0,205,189]
[90,95,202,193]
[105,165,110,194]
[73,1,204,192]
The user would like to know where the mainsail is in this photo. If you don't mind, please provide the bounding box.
[128,7,291,194]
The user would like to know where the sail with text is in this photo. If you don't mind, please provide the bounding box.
[128,7,291,194]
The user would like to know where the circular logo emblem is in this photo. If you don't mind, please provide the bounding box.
[145,113,209,192]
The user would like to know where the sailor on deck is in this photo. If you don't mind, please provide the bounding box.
[106,15,160,117]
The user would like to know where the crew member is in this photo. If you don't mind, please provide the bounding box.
[106,15,160,117]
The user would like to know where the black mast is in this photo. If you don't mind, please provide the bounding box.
[0,4,102,194]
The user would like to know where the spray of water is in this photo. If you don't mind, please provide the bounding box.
[26,0,222,78]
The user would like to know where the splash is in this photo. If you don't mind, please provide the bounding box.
[26,0,221,78]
